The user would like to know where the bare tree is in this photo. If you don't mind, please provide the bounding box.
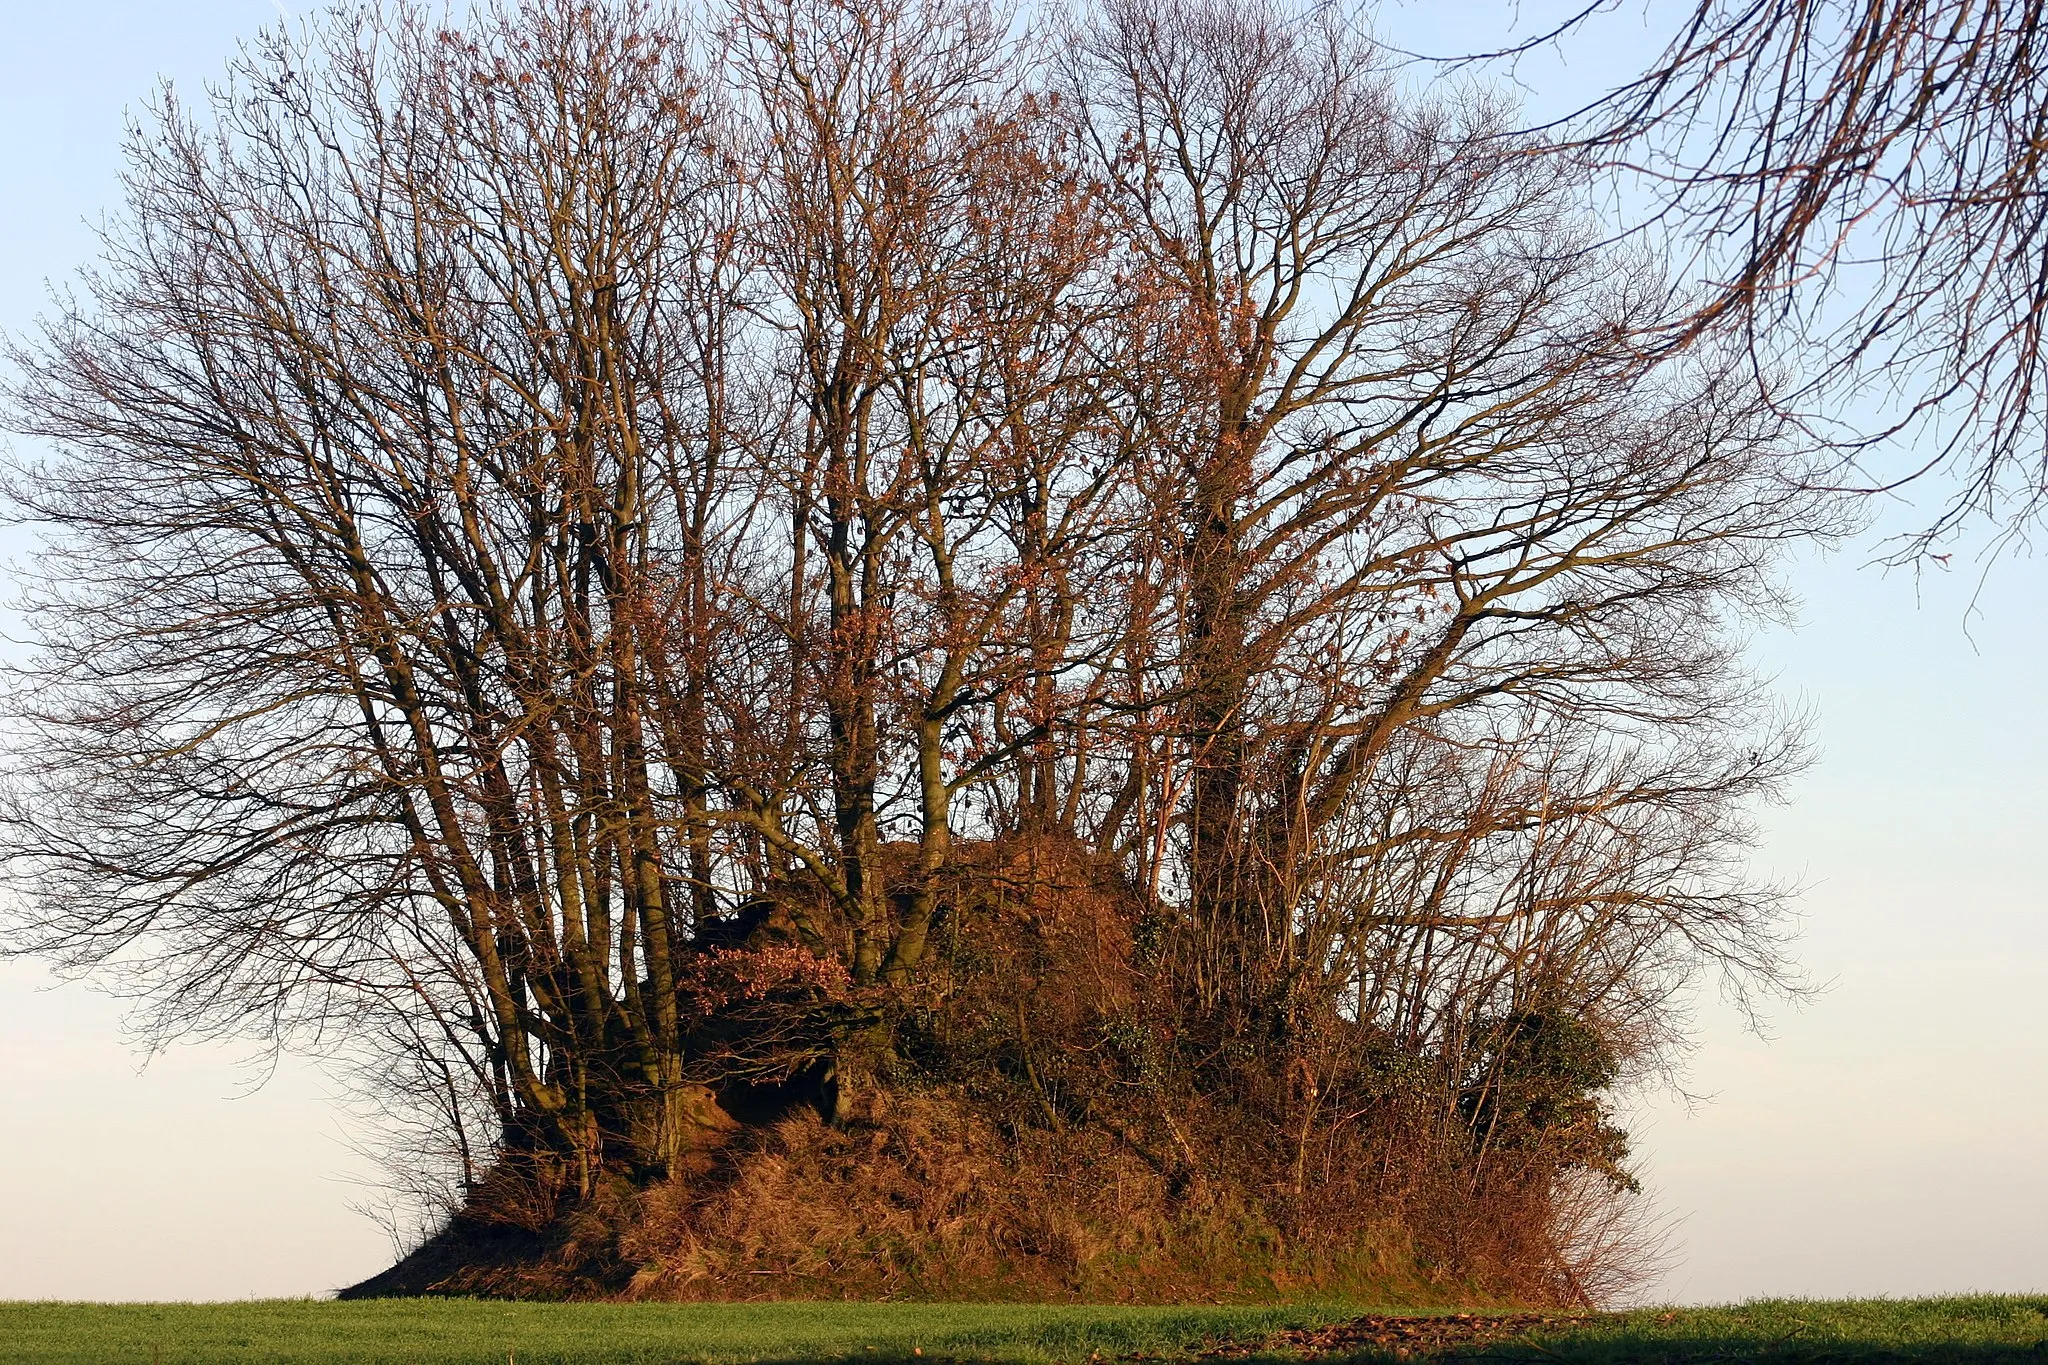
[1064,0,1834,1047]
[0,0,761,1189]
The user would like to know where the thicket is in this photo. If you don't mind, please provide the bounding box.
[0,0,1841,1304]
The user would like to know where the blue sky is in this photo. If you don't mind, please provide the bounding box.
[0,0,2041,1302]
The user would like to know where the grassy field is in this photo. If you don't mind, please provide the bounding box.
[1,1295,2043,1363]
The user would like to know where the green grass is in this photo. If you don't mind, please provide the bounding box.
[1521,1296,2048,1361]
[0,1300,1350,1365]
[0,1296,2042,1364]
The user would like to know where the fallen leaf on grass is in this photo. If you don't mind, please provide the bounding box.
[1191,1313,1586,1359]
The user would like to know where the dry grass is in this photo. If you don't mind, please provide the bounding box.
[359,1089,1465,1305]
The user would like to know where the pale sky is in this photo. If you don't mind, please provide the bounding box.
[0,0,2042,1304]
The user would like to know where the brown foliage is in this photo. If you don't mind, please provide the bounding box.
[348,835,1666,1304]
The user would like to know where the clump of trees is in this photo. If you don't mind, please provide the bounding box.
[0,0,1841,1301]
